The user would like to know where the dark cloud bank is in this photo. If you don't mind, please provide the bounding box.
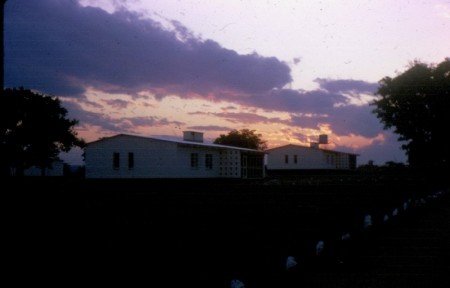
[5,0,290,97]
[63,101,183,135]
[5,0,405,164]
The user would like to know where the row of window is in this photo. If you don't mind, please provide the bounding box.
[190,153,213,170]
[284,154,298,164]
[326,154,335,165]
[113,152,239,171]
[113,152,134,169]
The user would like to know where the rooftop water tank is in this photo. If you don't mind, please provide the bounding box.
[183,131,204,143]
[319,134,328,144]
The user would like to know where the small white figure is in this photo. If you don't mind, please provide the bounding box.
[231,279,245,288]
[364,214,372,229]
[392,208,398,217]
[316,240,325,256]
[286,256,297,271]
[341,233,351,241]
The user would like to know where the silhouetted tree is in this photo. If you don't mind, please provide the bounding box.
[1,87,84,176]
[372,59,450,169]
[213,129,267,150]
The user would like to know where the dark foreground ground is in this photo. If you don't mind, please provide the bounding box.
[5,174,450,287]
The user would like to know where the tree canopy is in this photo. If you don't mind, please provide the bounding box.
[372,58,450,169]
[213,129,267,150]
[1,87,84,176]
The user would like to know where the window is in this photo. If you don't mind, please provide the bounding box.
[205,154,213,169]
[284,155,289,164]
[128,152,134,169]
[190,153,199,169]
[113,152,120,169]
[326,154,335,165]
[294,155,298,164]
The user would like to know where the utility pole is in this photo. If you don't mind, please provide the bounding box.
[1,1,6,90]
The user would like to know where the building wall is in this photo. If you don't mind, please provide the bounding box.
[218,149,241,178]
[85,135,176,178]
[175,144,223,178]
[266,145,355,170]
[85,135,248,178]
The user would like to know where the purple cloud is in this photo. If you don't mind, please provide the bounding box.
[123,117,184,128]
[291,132,311,143]
[63,101,183,134]
[355,131,407,165]
[186,125,232,132]
[64,101,121,132]
[5,0,291,98]
[183,77,382,139]
[314,78,378,94]
[239,79,382,138]
[327,105,383,137]
[242,88,347,114]
[5,0,400,163]
[212,112,286,124]
[102,99,130,109]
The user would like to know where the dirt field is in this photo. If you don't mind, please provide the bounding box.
[6,174,449,287]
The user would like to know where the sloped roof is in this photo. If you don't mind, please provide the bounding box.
[87,133,266,153]
[265,143,359,156]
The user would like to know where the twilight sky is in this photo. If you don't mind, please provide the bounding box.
[5,0,450,165]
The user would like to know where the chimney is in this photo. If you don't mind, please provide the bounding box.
[183,131,204,143]
[319,134,328,144]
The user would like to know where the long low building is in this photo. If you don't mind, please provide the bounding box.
[84,131,265,179]
[265,144,358,171]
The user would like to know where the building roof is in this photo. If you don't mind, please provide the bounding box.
[265,143,359,156]
[86,133,266,154]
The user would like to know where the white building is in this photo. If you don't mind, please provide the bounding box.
[265,144,358,171]
[84,131,265,179]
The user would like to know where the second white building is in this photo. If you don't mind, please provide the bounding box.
[265,144,358,171]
